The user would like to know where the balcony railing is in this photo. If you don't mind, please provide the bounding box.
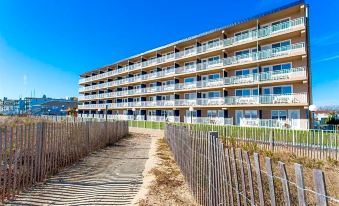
[184,117,233,125]
[78,93,307,109]
[78,67,306,101]
[240,118,309,130]
[79,40,305,93]
[79,17,305,84]
[224,42,305,66]
[224,17,304,46]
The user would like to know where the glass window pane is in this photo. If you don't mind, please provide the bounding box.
[253,89,259,95]
[243,89,250,96]
[273,87,282,94]
[282,63,291,70]
[281,41,290,47]
[243,69,250,75]
[272,65,282,71]
[282,86,292,94]
[236,90,242,96]
[236,71,242,76]
[263,88,271,95]
[263,67,270,72]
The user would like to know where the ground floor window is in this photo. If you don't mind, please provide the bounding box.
[271,110,287,120]
[244,110,258,119]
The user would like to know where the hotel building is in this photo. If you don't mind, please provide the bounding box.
[78,1,311,130]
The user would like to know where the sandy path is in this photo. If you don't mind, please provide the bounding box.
[5,132,152,206]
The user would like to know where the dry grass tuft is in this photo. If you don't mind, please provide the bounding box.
[138,138,198,206]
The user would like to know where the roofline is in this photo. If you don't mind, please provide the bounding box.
[80,0,305,76]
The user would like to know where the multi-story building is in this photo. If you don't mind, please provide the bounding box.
[78,1,311,130]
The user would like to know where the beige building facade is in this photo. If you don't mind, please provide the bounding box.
[78,1,311,129]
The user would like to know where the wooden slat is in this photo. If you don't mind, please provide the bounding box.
[278,161,291,206]
[254,153,265,206]
[313,169,328,206]
[294,163,307,206]
[265,157,276,206]
[244,151,255,206]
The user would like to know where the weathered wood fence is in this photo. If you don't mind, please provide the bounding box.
[0,121,128,202]
[165,124,339,206]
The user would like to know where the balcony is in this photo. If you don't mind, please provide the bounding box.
[184,117,233,125]
[79,17,305,85]
[79,41,305,93]
[240,118,309,130]
[224,42,305,66]
[224,17,305,46]
[78,67,307,101]
[78,93,307,110]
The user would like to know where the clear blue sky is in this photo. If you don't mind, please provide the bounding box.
[0,0,338,105]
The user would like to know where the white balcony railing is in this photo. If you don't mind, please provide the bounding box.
[79,17,305,84]
[224,42,305,66]
[78,67,307,101]
[240,118,309,130]
[79,41,305,93]
[184,117,233,125]
[78,93,307,110]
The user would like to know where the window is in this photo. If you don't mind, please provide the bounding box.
[185,61,196,69]
[235,68,258,76]
[161,95,173,100]
[202,39,220,49]
[185,93,197,99]
[263,88,271,95]
[273,85,292,94]
[234,28,256,41]
[149,96,156,101]
[162,80,174,85]
[184,77,196,84]
[149,83,157,87]
[262,63,292,72]
[148,110,156,116]
[272,40,290,50]
[208,91,220,98]
[184,46,195,55]
[272,110,287,120]
[244,110,258,119]
[208,56,220,64]
[271,18,289,32]
[207,110,223,118]
[235,88,259,96]
[235,48,257,58]
[185,110,197,117]
[133,85,141,90]
[203,73,220,80]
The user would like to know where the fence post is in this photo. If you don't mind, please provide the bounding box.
[208,131,218,206]
[269,129,274,151]
[35,122,45,182]
[313,169,328,206]
[295,163,307,206]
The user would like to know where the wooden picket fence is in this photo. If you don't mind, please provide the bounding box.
[165,124,339,206]
[0,121,128,202]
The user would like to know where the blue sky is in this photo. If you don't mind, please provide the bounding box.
[0,0,338,105]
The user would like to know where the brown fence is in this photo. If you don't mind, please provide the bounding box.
[0,121,128,202]
[165,124,339,206]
